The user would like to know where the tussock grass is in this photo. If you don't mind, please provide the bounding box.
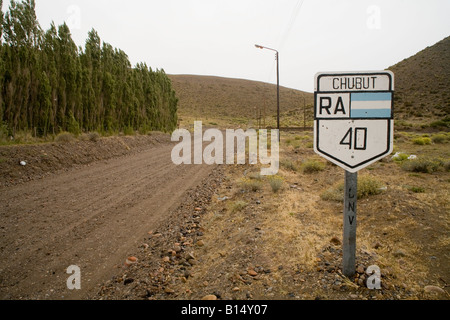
[432,133,449,144]
[301,159,326,173]
[239,178,263,192]
[280,159,298,172]
[321,176,385,202]
[267,176,284,193]
[229,201,248,213]
[55,132,75,143]
[402,158,448,173]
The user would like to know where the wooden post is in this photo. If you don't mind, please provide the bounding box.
[343,171,357,277]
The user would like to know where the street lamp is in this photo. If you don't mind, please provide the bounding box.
[255,44,280,141]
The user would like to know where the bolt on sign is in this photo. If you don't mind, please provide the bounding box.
[314,71,394,173]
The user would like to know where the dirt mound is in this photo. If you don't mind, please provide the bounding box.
[0,133,171,188]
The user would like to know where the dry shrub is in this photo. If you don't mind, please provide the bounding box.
[55,132,74,143]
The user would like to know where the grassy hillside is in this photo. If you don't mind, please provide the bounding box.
[169,75,314,128]
[388,36,450,128]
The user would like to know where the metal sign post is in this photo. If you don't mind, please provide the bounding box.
[343,171,357,277]
[313,71,394,278]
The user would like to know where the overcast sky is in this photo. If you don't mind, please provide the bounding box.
[3,0,450,92]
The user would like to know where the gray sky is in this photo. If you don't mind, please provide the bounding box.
[3,0,450,92]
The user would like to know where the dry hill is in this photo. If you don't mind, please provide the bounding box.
[168,75,314,128]
[388,36,450,125]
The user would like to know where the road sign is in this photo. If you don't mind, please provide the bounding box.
[314,71,394,173]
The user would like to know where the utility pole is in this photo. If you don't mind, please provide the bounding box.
[255,44,280,141]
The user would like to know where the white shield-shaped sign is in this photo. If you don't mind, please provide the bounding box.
[314,71,394,173]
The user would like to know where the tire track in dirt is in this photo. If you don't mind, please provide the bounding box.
[0,141,216,300]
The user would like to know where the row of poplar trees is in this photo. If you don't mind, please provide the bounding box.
[0,0,178,137]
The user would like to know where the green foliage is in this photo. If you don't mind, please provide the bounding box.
[429,117,450,129]
[0,1,178,138]
[432,133,449,144]
[405,185,426,193]
[412,137,432,145]
[123,126,135,136]
[67,112,81,136]
[301,159,326,173]
[392,152,409,162]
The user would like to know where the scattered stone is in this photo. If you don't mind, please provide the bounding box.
[164,288,175,294]
[356,265,365,274]
[248,269,258,277]
[202,295,217,301]
[232,287,240,292]
[195,208,202,212]
[196,240,205,247]
[125,256,138,266]
[330,237,342,246]
[162,256,170,263]
[174,245,182,253]
[187,259,198,266]
[424,286,445,295]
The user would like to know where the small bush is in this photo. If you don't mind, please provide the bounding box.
[123,126,135,136]
[55,132,74,143]
[321,176,385,202]
[392,152,409,162]
[358,176,385,198]
[280,159,298,172]
[247,171,263,180]
[88,132,100,142]
[412,137,432,145]
[301,159,326,173]
[230,201,248,213]
[321,184,345,202]
[267,176,284,193]
[432,134,448,144]
[239,178,263,192]
[402,158,441,174]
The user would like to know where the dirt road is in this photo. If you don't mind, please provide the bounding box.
[0,140,215,300]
